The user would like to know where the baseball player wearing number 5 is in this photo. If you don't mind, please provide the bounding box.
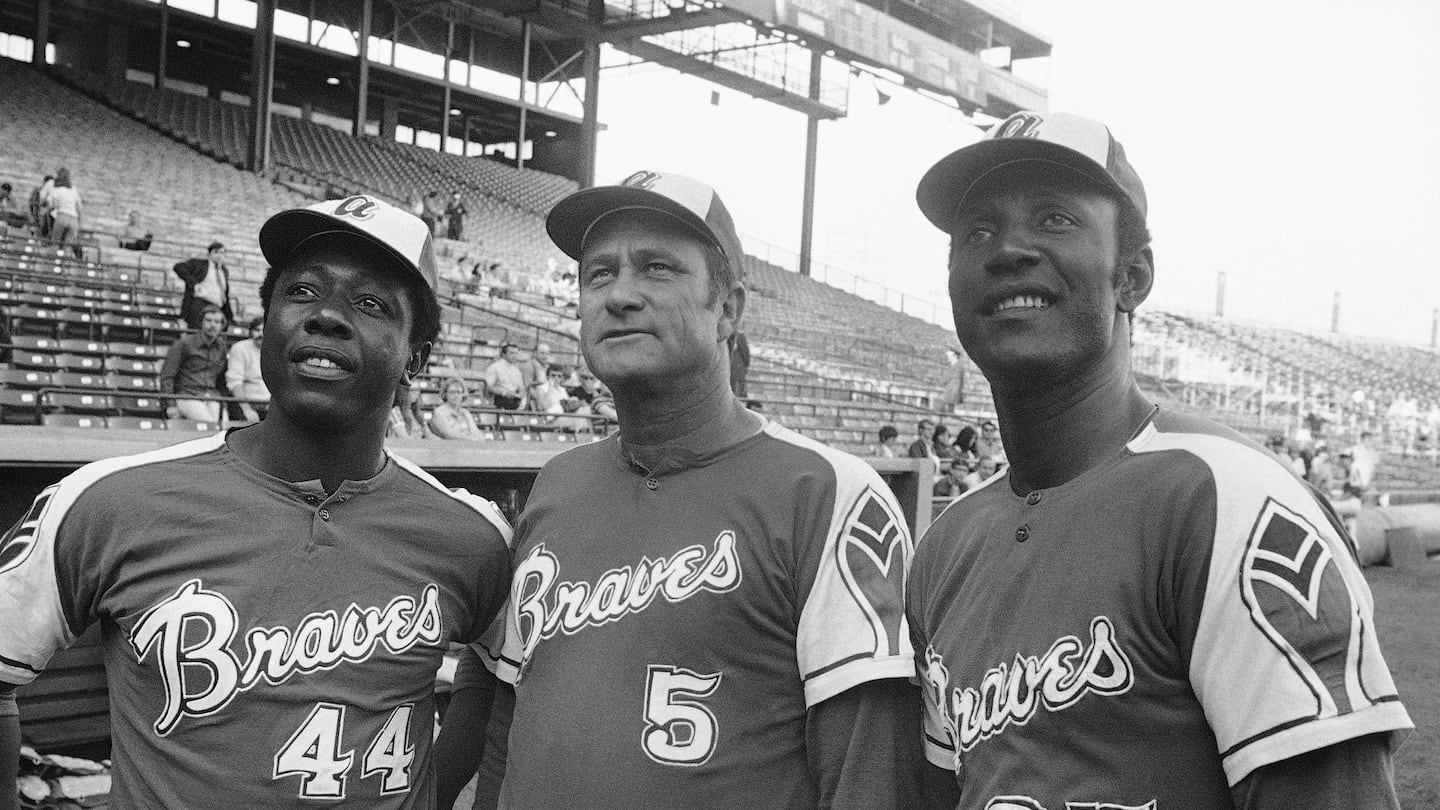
[0,196,512,809]
[907,112,1413,810]
[438,171,921,809]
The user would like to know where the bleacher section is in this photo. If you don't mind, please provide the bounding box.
[50,65,577,285]
[7,61,1440,478]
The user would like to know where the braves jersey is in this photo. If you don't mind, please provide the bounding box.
[0,432,512,809]
[478,420,914,809]
[909,409,1412,810]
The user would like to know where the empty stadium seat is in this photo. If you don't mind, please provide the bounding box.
[41,414,106,429]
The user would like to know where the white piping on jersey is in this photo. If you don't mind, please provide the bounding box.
[388,451,513,546]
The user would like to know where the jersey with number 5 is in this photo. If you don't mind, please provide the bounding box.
[0,434,512,808]
[479,421,914,808]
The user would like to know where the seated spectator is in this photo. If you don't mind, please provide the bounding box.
[429,378,485,440]
[933,462,968,499]
[532,364,576,415]
[224,316,269,421]
[874,424,899,457]
[523,343,557,394]
[159,305,229,423]
[0,183,25,234]
[975,419,1006,465]
[908,417,940,475]
[932,424,958,463]
[387,385,428,439]
[484,343,527,410]
[952,425,979,471]
[118,210,153,251]
[962,456,999,491]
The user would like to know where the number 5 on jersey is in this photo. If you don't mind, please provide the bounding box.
[642,665,722,766]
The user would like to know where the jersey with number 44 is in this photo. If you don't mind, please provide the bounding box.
[909,409,1412,810]
[480,421,914,809]
[0,434,513,808]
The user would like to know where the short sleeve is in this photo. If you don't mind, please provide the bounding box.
[0,483,83,685]
[1183,450,1412,785]
[794,460,915,707]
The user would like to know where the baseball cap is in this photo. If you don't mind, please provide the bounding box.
[916,111,1147,234]
[259,195,437,290]
[547,171,745,275]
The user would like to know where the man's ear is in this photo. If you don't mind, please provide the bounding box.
[1115,246,1154,313]
[717,283,746,343]
[401,342,432,388]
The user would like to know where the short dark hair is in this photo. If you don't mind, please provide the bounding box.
[547,364,568,376]
[257,246,441,348]
[246,315,264,330]
[208,241,225,253]
[199,303,225,320]
[879,425,898,441]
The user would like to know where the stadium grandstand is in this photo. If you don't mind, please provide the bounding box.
[2,0,1440,787]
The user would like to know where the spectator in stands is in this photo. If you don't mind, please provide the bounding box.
[939,348,966,410]
[728,330,751,397]
[388,385,428,439]
[952,425,979,471]
[932,423,958,463]
[118,209,153,251]
[174,241,234,329]
[421,191,443,237]
[29,174,53,238]
[445,191,468,241]
[484,343,527,410]
[47,167,83,259]
[522,342,556,395]
[933,461,967,499]
[908,418,941,474]
[532,364,577,415]
[0,183,23,237]
[961,455,999,491]
[225,316,269,421]
[1350,430,1379,489]
[974,419,1006,465]
[159,304,229,423]
[430,378,485,440]
[874,424,900,457]
[1307,444,1337,492]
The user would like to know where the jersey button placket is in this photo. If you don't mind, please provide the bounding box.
[1026,491,1042,506]
[645,478,659,491]
[1015,524,1030,543]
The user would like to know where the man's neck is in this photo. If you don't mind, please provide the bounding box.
[991,356,1155,494]
[227,409,390,493]
[613,377,761,473]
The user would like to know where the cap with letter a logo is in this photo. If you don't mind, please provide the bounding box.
[259,194,438,290]
[915,110,1147,235]
[546,170,745,277]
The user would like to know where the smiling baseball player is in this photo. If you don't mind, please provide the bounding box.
[0,195,511,809]
[907,111,1413,810]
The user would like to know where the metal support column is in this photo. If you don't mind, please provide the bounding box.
[248,0,276,173]
[441,18,455,151]
[517,21,532,170]
[32,0,50,67]
[157,0,168,85]
[354,0,371,137]
[578,0,605,187]
[798,50,822,278]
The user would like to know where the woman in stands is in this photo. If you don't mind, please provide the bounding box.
[47,167,83,259]
[952,425,979,472]
[429,377,485,440]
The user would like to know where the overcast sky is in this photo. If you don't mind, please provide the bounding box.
[591,0,1440,344]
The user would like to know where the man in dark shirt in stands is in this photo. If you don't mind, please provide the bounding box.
[907,418,936,458]
[159,304,229,423]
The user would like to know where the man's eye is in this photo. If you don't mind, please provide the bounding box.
[285,283,316,298]
[583,267,614,285]
[645,261,673,273]
[1040,212,1078,228]
[960,226,993,246]
[356,297,388,314]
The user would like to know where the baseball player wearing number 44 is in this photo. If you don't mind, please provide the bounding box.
[907,111,1413,810]
[0,196,512,809]
[435,171,922,810]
